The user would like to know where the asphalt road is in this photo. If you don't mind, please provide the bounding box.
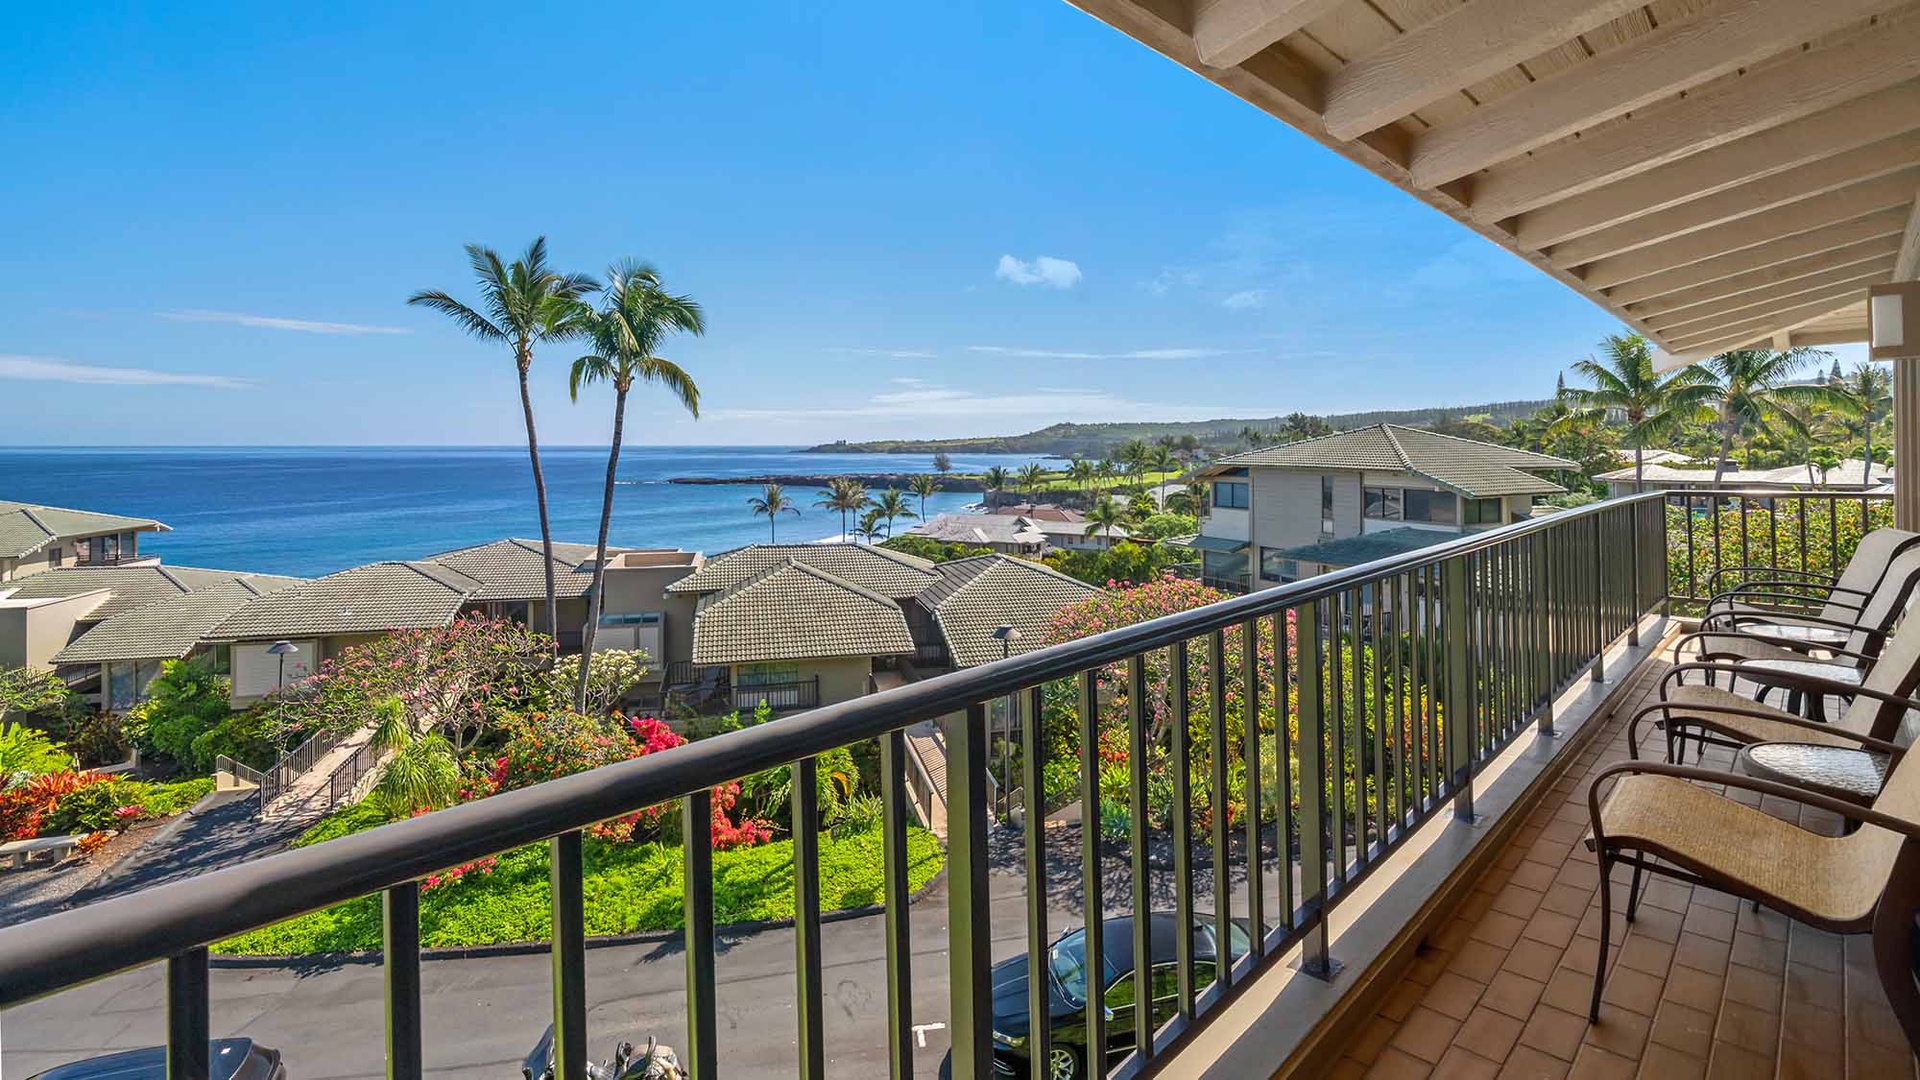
[0,824,1279,1079]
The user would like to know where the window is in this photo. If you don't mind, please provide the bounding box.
[1404,489,1456,524]
[1212,481,1249,510]
[1363,487,1403,520]
[599,611,660,628]
[1464,498,1505,525]
[736,661,800,687]
[48,546,61,568]
[1321,476,1334,518]
[1260,547,1299,583]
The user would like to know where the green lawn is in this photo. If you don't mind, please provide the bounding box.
[215,806,944,955]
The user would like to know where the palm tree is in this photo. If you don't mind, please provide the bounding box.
[908,474,940,520]
[1083,496,1124,540]
[873,489,917,538]
[567,262,703,707]
[1095,459,1118,492]
[857,506,885,543]
[1068,457,1096,498]
[408,238,596,650]
[1017,462,1047,511]
[749,483,800,541]
[1694,348,1852,484]
[981,465,1010,508]
[1836,362,1893,482]
[816,477,871,540]
[1238,425,1268,450]
[1557,333,1716,491]
[1147,444,1177,479]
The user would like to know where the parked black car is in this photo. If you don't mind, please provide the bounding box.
[26,1039,285,1080]
[989,912,1249,1079]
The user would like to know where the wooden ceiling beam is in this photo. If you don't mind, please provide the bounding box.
[1190,0,1348,69]
[1513,81,1920,250]
[1626,235,1904,319]
[1644,260,1897,334]
[1544,133,1920,267]
[1467,16,1920,223]
[1605,208,1911,306]
[1576,169,1920,289]
[1412,0,1908,187]
[1319,0,1643,142]
[1897,192,1920,279]
[1792,327,1872,347]
[1668,289,1880,351]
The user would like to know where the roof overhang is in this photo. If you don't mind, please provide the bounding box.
[1067,0,1920,366]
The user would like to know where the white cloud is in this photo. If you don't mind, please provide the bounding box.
[160,309,411,335]
[710,382,1239,424]
[0,354,252,389]
[1222,289,1267,310]
[831,346,937,359]
[995,255,1082,289]
[967,345,1229,361]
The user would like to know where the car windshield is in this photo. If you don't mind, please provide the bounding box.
[1048,931,1092,1006]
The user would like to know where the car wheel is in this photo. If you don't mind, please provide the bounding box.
[1048,1045,1081,1080]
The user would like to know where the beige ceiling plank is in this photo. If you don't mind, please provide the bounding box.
[1644,261,1896,333]
[1576,169,1920,289]
[1513,82,1920,249]
[1192,0,1351,68]
[1467,18,1920,223]
[1412,0,1907,186]
[1544,133,1920,267]
[1605,208,1911,305]
[1667,289,1879,350]
[1792,326,1871,347]
[1897,193,1920,279]
[1626,236,1903,318]
[1319,0,1645,140]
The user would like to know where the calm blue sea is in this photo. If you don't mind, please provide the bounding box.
[0,447,1051,578]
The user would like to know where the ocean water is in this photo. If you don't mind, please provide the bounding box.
[0,447,1052,578]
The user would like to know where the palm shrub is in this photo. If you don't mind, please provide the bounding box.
[370,699,461,818]
[0,723,72,782]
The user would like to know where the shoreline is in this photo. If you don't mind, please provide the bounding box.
[666,472,992,491]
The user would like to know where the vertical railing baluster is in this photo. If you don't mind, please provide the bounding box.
[1127,654,1153,1063]
[167,947,211,1080]
[947,703,992,1079]
[1243,617,1264,957]
[1023,684,1052,1080]
[1347,587,1365,859]
[1208,629,1231,989]
[1590,511,1606,683]
[1422,565,1440,809]
[1169,644,1195,1021]
[384,882,423,1080]
[1078,670,1106,1072]
[1368,583,1386,855]
[1277,609,1295,930]
[793,758,825,1080]
[551,830,588,1080]
[1296,600,1332,977]
[1443,556,1473,821]
[1328,605,1347,883]
[879,731,913,1080]
[683,791,717,1080]
[1535,533,1554,735]
[1387,576,1404,833]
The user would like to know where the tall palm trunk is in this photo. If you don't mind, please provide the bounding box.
[517,351,560,653]
[1711,424,1735,486]
[1633,444,1644,493]
[574,383,628,711]
[1863,422,1875,489]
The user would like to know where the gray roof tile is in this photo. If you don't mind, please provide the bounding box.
[669,544,938,598]
[1214,424,1574,498]
[418,538,615,600]
[206,562,480,640]
[0,501,168,559]
[691,559,915,666]
[3,565,302,621]
[52,581,277,664]
[918,556,1100,669]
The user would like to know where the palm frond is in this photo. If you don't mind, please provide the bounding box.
[405,290,506,343]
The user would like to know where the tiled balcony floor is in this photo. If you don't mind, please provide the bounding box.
[1328,644,1920,1080]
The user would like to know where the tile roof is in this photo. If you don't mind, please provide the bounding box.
[52,580,282,664]
[691,559,915,666]
[2,565,302,622]
[0,501,168,559]
[917,556,1100,668]
[911,514,1128,545]
[668,543,938,599]
[1212,424,1574,498]
[205,561,483,641]
[418,537,613,600]
[1270,528,1456,568]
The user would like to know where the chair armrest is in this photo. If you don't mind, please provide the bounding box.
[1700,609,1884,637]
[1627,699,1904,759]
[1674,631,1879,666]
[1715,581,1868,607]
[1588,761,1920,848]
[1707,566,1839,595]
[1706,590,1865,614]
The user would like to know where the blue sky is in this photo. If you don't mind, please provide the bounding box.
[0,2,1865,447]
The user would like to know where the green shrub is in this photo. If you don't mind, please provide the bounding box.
[879,535,994,563]
[134,657,233,770]
[41,776,213,834]
[0,722,74,782]
[189,706,280,772]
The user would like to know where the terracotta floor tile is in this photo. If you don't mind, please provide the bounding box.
[1778,1037,1834,1080]
[1384,978,1430,1023]
[1784,963,1844,1013]
[1394,1006,1466,1065]
[1541,883,1592,919]
[1510,861,1558,894]
[1541,968,1594,1017]
[1681,907,1737,944]
[1332,1059,1371,1080]
[1482,971,1548,1021]
[1636,1042,1707,1080]
[1566,1045,1638,1080]
[1844,1038,1920,1080]
[1649,1001,1716,1059]
[1625,906,1684,946]
[1499,1045,1573,1080]
[1703,1040,1773,1080]
[1583,1007,1651,1061]
[1432,1046,1502,1080]
[1457,1006,1527,1064]
[1715,1000,1781,1058]
[1672,935,1731,977]
[1367,1046,1437,1080]
[1409,947,1452,987]
[1450,940,1511,985]
[1780,1002,1844,1056]
[1662,964,1725,1016]
[1493,885,1547,921]
[1616,936,1673,979]
[1786,926,1844,975]
[1521,1006,1590,1062]
[1599,965,1665,1018]
[1424,972,1488,1023]
[1721,962,1783,1015]
[1504,939,1564,984]
[1474,911,1531,951]
[1730,932,1787,978]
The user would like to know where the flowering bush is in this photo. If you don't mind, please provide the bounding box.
[0,770,107,840]
[549,650,650,715]
[424,854,498,890]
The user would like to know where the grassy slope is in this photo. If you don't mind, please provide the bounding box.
[216,804,944,955]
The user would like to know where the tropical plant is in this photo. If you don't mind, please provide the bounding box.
[1147,444,1177,477]
[748,483,801,542]
[370,698,462,818]
[0,667,69,723]
[1238,425,1268,450]
[907,474,940,521]
[1068,457,1097,497]
[816,478,871,540]
[932,452,953,476]
[549,649,650,716]
[1558,332,1717,491]
[1694,347,1852,483]
[1116,439,1151,489]
[0,723,72,782]
[1835,361,1893,479]
[131,656,234,771]
[408,238,597,649]
[1016,462,1047,510]
[567,261,703,709]
[855,507,885,543]
[1083,496,1124,539]
[872,489,917,538]
[981,466,1010,506]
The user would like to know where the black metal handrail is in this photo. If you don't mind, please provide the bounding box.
[0,491,1671,1080]
[254,727,339,814]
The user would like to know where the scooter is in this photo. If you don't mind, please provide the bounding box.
[522,1026,686,1080]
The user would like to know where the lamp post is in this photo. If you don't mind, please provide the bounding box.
[267,640,299,692]
[990,626,1023,819]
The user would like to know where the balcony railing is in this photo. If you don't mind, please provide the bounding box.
[0,492,1674,1080]
[730,676,820,713]
[1662,486,1892,611]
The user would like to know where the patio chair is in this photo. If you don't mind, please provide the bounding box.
[1701,527,1920,650]
[1629,599,1920,766]
[1678,544,1920,718]
[1585,752,1920,1050]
